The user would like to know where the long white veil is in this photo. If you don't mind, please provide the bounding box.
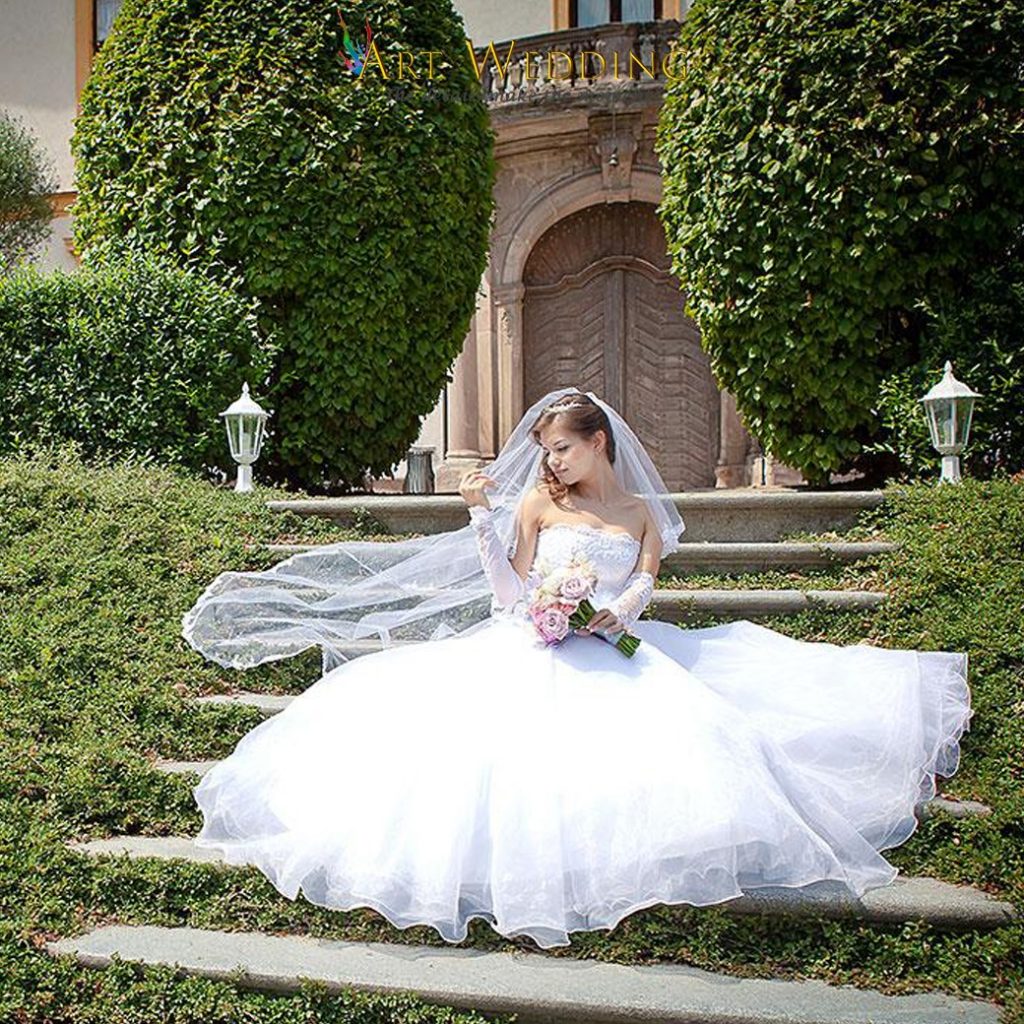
[181,386,685,673]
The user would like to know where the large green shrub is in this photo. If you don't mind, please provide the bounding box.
[71,0,496,492]
[0,108,57,275]
[0,253,274,474]
[656,0,1024,483]
[865,241,1024,481]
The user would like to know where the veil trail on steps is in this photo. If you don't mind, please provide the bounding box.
[181,386,686,674]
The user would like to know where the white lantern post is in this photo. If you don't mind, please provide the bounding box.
[918,361,981,484]
[219,383,270,493]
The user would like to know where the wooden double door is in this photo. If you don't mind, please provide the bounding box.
[522,201,720,490]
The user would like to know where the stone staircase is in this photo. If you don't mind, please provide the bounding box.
[48,488,1012,1023]
[264,489,886,542]
[257,490,892,624]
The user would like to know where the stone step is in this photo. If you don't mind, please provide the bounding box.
[916,796,993,821]
[653,588,885,617]
[154,758,221,776]
[191,692,295,717]
[256,540,898,575]
[44,923,1003,1022]
[179,698,996,823]
[267,490,885,544]
[153,757,990,829]
[177,592,886,670]
[189,588,886,641]
[664,541,896,572]
[68,837,1016,930]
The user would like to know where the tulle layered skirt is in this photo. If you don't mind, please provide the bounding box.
[193,617,972,949]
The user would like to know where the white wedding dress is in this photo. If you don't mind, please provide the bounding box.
[192,521,972,950]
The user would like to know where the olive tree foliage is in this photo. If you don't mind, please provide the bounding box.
[656,0,1024,483]
[71,0,496,491]
[0,109,57,276]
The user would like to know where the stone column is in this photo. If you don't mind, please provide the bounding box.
[493,282,525,446]
[714,390,753,488]
[435,315,486,493]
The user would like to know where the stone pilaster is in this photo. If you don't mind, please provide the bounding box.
[715,390,753,488]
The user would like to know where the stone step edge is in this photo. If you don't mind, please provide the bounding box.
[265,493,886,545]
[254,540,898,566]
[149,754,992,824]
[268,490,887,512]
[42,924,1004,1024]
[67,836,1015,931]
[188,588,886,618]
[656,590,886,613]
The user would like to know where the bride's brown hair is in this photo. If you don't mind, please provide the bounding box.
[529,394,617,504]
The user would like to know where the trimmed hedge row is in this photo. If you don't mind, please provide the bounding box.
[0,253,274,475]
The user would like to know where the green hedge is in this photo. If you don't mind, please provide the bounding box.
[0,254,274,475]
[656,0,1024,483]
[866,240,1024,481]
[71,0,496,492]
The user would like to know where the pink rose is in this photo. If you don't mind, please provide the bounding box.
[536,607,570,643]
[559,573,591,601]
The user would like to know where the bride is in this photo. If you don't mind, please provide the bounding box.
[181,386,973,950]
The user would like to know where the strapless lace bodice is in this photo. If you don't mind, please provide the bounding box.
[532,523,641,603]
[480,523,643,627]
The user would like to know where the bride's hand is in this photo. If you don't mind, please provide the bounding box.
[576,608,626,637]
[459,469,495,510]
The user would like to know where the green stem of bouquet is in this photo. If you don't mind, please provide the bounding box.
[568,598,641,657]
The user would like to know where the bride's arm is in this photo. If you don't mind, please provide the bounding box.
[467,489,543,609]
[584,506,663,635]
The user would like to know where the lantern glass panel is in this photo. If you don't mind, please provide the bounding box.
[930,398,956,451]
[225,413,265,463]
[925,397,976,454]
[956,399,976,448]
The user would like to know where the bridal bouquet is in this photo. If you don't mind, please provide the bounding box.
[526,556,642,657]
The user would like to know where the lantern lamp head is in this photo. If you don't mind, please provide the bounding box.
[918,361,980,483]
[219,383,270,492]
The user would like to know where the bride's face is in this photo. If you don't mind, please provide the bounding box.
[538,419,606,486]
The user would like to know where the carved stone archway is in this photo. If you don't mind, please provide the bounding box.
[408,72,767,495]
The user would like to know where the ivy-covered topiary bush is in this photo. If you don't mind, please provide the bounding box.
[72,0,496,492]
[0,252,273,474]
[656,0,1024,484]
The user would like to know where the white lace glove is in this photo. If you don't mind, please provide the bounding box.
[605,570,655,631]
[468,504,526,610]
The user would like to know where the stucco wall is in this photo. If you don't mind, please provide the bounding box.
[0,0,78,192]
[453,0,552,45]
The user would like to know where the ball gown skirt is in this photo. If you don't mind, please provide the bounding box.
[191,524,973,950]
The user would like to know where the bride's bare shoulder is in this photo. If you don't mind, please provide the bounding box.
[521,482,553,521]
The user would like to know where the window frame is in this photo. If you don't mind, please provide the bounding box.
[93,0,124,50]
[569,0,664,27]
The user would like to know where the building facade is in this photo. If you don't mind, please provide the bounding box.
[2,0,788,491]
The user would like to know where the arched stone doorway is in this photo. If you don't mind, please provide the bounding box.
[522,201,720,490]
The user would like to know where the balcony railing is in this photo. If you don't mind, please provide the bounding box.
[472,20,683,106]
